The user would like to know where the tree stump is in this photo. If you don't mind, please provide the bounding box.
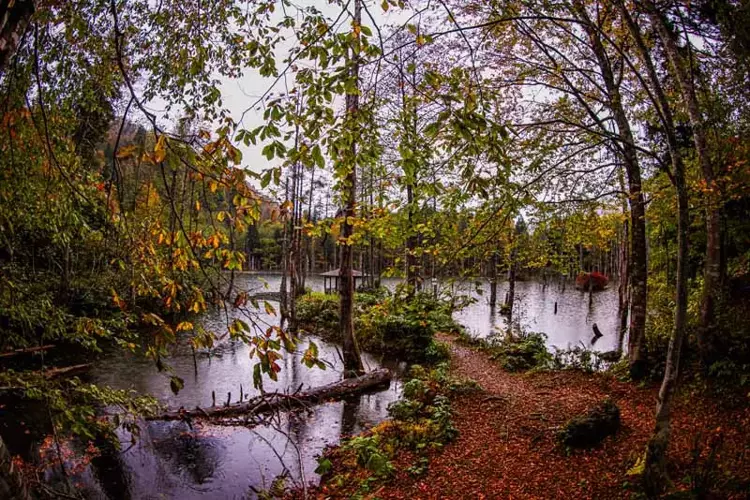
[558,398,620,448]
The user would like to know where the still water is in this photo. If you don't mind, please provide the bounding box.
[74,273,618,498]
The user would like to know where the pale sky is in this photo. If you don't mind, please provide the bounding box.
[141,0,419,199]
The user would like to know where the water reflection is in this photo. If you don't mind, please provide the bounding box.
[453,278,621,353]
[77,273,618,498]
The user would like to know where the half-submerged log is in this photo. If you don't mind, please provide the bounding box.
[150,368,392,421]
[0,344,55,359]
[558,398,620,448]
[42,364,91,379]
[592,323,603,338]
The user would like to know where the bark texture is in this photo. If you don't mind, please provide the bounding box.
[0,434,31,500]
[339,0,364,377]
[645,0,721,365]
[572,0,648,378]
[0,0,34,74]
[151,368,391,421]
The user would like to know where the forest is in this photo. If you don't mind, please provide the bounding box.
[0,0,749,498]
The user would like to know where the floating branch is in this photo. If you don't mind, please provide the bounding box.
[150,368,392,421]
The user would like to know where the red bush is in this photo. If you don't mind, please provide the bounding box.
[576,272,609,291]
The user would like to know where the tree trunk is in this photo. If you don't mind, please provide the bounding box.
[616,167,630,357]
[489,251,498,308]
[573,0,648,378]
[645,1,721,365]
[505,228,517,325]
[618,3,691,489]
[643,138,690,494]
[0,434,31,500]
[151,368,391,421]
[0,0,35,74]
[279,179,290,328]
[339,0,364,378]
[406,184,419,294]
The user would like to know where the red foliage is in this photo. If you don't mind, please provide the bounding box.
[576,272,609,291]
[305,333,750,499]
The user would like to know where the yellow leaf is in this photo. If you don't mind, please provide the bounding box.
[116,145,137,159]
[176,321,194,332]
[154,135,167,163]
[264,301,277,316]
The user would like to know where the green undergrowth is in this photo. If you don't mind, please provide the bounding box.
[313,362,480,498]
[455,329,553,372]
[296,289,458,363]
[455,328,622,373]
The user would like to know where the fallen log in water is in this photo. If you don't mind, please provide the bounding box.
[0,344,56,358]
[592,323,603,338]
[43,363,92,379]
[149,368,392,421]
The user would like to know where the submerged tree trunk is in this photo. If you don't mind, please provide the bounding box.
[339,0,364,378]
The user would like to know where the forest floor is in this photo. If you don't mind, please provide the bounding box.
[313,332,750,499]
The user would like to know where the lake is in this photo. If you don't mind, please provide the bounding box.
[71,272,619,498]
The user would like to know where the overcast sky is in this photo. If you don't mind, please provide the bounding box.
[140,0,417,199]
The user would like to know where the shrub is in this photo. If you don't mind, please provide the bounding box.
[485,331,553,371]
[297,289,459,363]
[424,340,451,365]
[296,292,339,334]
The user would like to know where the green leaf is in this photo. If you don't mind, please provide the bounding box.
[169,376,184,395]
[253,363,263,390]
[312,144,324,168]
[315,457,333,475]
[262,144,274,161]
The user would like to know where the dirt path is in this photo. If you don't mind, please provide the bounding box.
[369,333,750,499]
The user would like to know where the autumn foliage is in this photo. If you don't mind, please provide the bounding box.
[575,272,609,291]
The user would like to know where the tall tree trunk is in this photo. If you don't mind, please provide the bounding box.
[616,165,630,357]
[645,1,721,365]
[617,3,691,489]
[406,184,419,294]
[339,0,364,378]
[489,251,498,308]
[644,145,690,496]
[573,0,648,378]
[505,227,517,326]
[280,178,290,328]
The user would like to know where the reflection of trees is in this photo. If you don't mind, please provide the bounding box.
[340,395,362,437]
[90,436,132,500]
[150,423,225,486]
